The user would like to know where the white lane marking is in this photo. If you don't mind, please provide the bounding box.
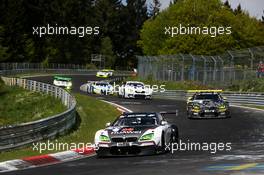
[101,100,133,113]
[231,104,264,112]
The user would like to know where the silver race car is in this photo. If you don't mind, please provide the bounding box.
[94,112,178,157]
[187,90,231,119]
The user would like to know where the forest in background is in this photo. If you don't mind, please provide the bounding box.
[0,0,264,69]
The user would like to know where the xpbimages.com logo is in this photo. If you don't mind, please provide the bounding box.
[32,24,100,37]
[165,140,232,154]
[32,140,93,153]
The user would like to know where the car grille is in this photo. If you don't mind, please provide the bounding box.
[111,137,138,143]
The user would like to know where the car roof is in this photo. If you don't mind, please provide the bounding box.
[126,81,144,84]
[101,69,114,71]
[54,76,71,81]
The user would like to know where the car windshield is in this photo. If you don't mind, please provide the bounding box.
[112,116,157,126]
[194,94,220,101]
[127,83,144,87]
[96,82,109,86]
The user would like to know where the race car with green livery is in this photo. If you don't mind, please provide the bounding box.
[53,76,72,90]
[186,90,230,119]
[94,112,178,157]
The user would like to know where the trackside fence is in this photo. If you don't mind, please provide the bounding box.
[0,76,77,151]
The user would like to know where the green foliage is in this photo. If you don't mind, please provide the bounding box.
[0,0,149,68]
[0,94,119,161]
[0,85,66,126]
[100,37,116,68]
[226,78,264,92]
[139,0,264,56]
[85,63,97,69]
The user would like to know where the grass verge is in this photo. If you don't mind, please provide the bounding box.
[0,82,66,126]
[0,93,120,162]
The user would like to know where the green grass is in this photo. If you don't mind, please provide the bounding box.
[0,93,120,162]
[0,82,66,126]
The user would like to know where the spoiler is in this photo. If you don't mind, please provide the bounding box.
[187,90,223,93]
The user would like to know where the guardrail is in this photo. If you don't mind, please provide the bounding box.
[0,69,133,77]
[153,90,264,106]
[0,76,77,151]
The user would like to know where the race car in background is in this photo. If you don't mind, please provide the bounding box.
[186,90,230,119]
[92,81,114,95]
[94,112,178,157]
[53,76,72,90]
[96,69,114,78]
[118,81,153,99]
[86,81,114,95]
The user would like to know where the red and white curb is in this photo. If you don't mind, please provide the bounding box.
[0,147,95,173]
[0,99,132,173]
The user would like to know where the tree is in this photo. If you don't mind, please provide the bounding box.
[224,0,232,11]
[234,4,242,15]
[170,0,178,6]
[138,0,264,56]
[150,0,161,18]
[261,10,264,23]
[100,37,116,68]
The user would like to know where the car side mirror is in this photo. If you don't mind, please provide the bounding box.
[105,122,111,127]
[161,121,168,125]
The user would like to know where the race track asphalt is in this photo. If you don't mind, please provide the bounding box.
[4,75,264,175]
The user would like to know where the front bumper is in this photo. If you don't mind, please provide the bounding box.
[127,93,152,99]
[189,109,230,118]
[96,141,156,156]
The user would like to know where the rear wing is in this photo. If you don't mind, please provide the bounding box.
[187,90,223,93]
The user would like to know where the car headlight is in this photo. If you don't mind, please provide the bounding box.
[99,135,110,142]
[193,105,200,110]
[139,133,154,141]
[218,104,226,109]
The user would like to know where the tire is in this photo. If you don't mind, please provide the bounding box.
[158,132,166,153]
[96,149,107,158]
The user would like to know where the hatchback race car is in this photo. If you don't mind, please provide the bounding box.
[94,112,178,157]
[118,81,153,99]
[53,76,72,90]
[96,69,114,78]
[186,90,230,119]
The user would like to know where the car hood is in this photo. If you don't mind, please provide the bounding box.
[106,126,156,138]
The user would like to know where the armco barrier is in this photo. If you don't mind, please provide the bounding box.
[153,90,264,106]
[0,76,76,151]
[0,69,132,77]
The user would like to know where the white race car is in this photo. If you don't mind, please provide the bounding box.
[96,69,114,78]
[118,81,152,99]
[94,112,179,157]
[87,81,114,95]
[53,76,72,90]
